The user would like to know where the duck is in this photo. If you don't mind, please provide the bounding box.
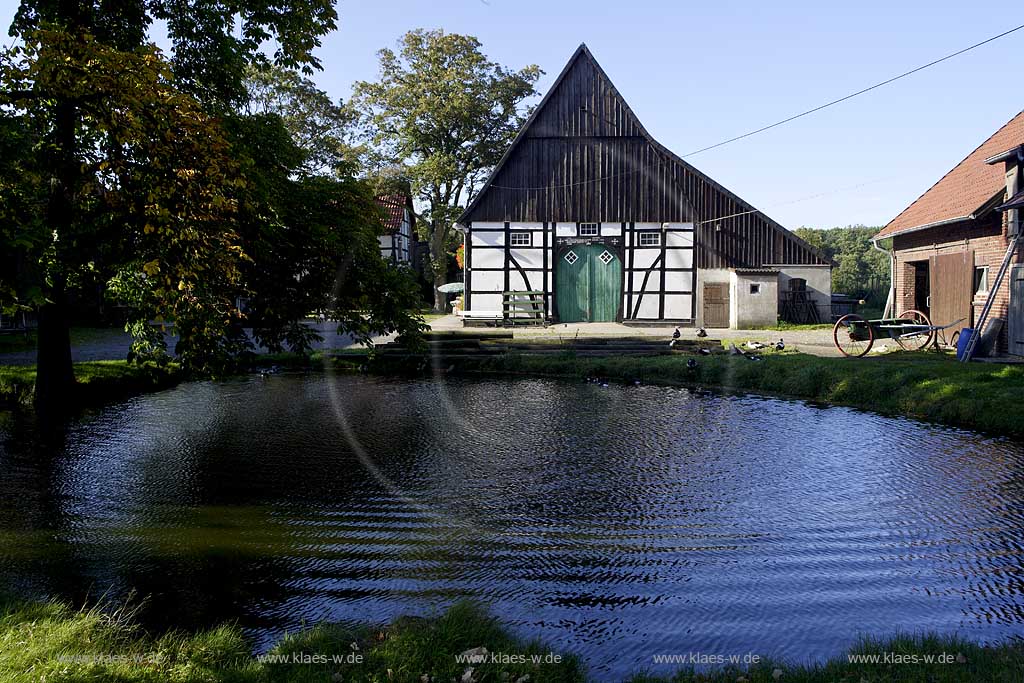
[696,327,708,338]
[686,358,698,369]
[698,348,712,356]
[747,354,763,361]
[744,341,766,350]
[775,338,785,352]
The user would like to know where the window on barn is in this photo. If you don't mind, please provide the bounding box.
[510,232,532,247]
[579,223,599,236]
[974,266,989,296]
[638,232,660,247]
[749,283,762,295]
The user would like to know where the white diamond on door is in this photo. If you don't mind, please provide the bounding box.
[564,250,578,265]
[599,250,614,265]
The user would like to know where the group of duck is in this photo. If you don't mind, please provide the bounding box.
[670,327,785,366]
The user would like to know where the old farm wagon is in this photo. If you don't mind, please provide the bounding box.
[455,45,832,329]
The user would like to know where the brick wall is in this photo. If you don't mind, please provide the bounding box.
[892,210,1016,350]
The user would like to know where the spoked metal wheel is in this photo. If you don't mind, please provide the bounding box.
[833,314,874,357]
[894,309,934,351]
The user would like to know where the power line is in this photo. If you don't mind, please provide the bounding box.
[696,175,897,225]
[682,22,1024,158]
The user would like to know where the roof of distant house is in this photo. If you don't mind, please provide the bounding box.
[375,193,409,234]
[876,110,1024,239]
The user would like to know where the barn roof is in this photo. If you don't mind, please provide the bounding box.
[876,110,1024,239]
[375,193,409,234]
[459,44,829,267]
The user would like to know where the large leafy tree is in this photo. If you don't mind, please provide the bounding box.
[1,0,337,407]
[226,107,425,355]
[353,30,542,311]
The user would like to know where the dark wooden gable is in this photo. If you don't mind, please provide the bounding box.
[460,45,829,267]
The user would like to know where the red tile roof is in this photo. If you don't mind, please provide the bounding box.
[876,110,1024,239]
[375,194,408,234]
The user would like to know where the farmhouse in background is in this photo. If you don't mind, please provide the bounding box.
[376,192,416,266]
[455,44,831,328]
[875,110,1024,353]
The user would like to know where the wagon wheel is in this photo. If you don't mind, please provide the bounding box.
[833,314,874,357]
[894,309,934,351]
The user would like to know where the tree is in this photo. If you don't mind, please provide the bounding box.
[794,225,891,302]
[1,0,337,406]
[353,30,542,311]
[225,110,426,354]
[245,64,365,175]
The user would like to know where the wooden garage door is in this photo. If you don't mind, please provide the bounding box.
[703,283,730,328]
[929,251,973,337]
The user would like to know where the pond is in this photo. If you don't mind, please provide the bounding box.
[1,374,1024,679]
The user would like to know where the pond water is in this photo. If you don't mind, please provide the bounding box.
[1,374,1024,679]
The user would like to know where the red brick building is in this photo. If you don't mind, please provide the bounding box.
[875,111,1024,354]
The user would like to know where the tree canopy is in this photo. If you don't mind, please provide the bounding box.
[1,2,425,407]
[794,225,891,302]
[352,29,542,310]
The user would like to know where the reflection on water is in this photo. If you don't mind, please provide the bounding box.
[2,374,1024,678]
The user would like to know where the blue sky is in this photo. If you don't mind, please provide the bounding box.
[3,1,1021,229]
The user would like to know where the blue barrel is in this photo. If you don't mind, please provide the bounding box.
[956,328,976,361]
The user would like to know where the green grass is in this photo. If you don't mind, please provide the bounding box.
[0,597,584,683]
[453,350,1024,436]
[1,596,1021,682]
[0,360,183,408]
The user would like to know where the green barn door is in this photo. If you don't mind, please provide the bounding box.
[556,247,590,322]
[556,245,622,322]
[588,245,621,321]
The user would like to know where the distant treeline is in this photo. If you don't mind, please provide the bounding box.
[795,226,890,302]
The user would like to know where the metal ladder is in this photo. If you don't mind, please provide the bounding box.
[960,233,1019,362]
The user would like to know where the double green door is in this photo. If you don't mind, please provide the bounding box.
[556,244,622,322]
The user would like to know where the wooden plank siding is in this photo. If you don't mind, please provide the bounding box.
[460,44,828,270]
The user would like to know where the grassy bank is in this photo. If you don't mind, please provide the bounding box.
[2,596,1022,682]
[0,360,183,408]
[453,350,1024,436]
[0,597,583,683]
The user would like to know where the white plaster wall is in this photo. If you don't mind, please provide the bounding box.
[665,249,694,269]
[471,248,504,269]
[774,265,832,322]
[666,231,694,248]
[632,249,660,269]
[731,272,779,328]
[510,247,544,269]
[634,297,660,319]
[664,294,693,320]
[630,271,661,292]
[471,231,503,247]
[663,271,692,292]
[471,293,502,312]
[471,271,503,292]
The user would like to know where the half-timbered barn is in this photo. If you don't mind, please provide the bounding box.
[456,45,830,327]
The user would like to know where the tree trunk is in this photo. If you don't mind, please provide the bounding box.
[35,91,79,410]
[35,277,75,411]
[430,218,448,313]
